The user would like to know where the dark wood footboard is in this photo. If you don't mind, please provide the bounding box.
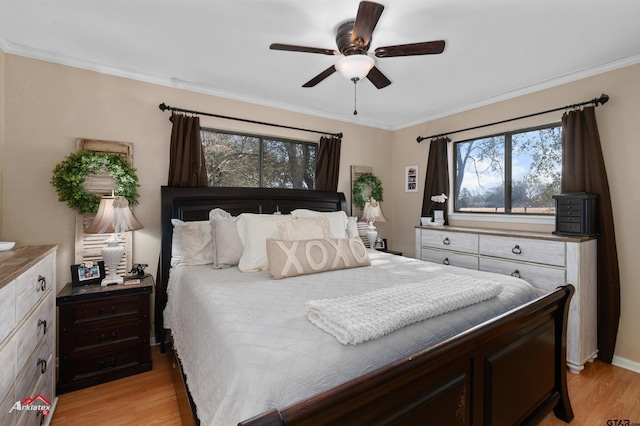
[240,285,574,426]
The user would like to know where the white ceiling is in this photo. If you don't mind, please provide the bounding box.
[1,0,639,130]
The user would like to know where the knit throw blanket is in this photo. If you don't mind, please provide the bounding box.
[306,273,503,345]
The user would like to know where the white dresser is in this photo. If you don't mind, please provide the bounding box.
[416,226,597,374]
[0,245,57,426]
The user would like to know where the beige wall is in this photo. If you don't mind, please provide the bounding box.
[0,53,392,330]
[389,63,640,366]
[0,48,5,234]
[1,50,638,366]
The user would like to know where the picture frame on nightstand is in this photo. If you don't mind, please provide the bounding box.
[70,260,105,286]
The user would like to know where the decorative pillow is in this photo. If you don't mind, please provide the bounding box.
[277,217,331,241]
[235,213,292,272]
[290,209,348,239]
[173,220,214,266]
[171,219,213,267]
[209,208,243,269]
[266,237,371,279]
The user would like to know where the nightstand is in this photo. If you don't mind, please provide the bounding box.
[56,275,153,394]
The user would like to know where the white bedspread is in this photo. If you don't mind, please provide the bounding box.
[307,273,503,345]
[164,250,537,425]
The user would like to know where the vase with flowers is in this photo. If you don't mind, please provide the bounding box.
[422,193,448,226]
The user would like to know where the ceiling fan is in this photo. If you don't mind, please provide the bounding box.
[270,1,446,90]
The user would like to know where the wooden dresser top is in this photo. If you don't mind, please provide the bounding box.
[0,245,57,290]
[416,225,596,243]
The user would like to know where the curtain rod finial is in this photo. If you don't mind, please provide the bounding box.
[597,94,609,106]
[416,136,425,143]
[159,103,168,111]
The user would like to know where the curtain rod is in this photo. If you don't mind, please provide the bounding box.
[159,103,343,139]
[416,93,609,143]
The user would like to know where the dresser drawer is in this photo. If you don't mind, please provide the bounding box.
[16,253,54,323]
[0,388,17,426]
[421,248,479,270]
[0,336,16,405]
[421,229,478,254]
[16,353,54,426]
[15,291,54,375]
[479,235,565,267]
[70,295,143,323]
[16,332,54,405]
[0,280,16,345]
[479,258,566,294]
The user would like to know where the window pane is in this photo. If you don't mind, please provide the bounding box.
[455,136,505,212]
[201,131,260,187]
[263,139,316,189]
[511,127,562,214]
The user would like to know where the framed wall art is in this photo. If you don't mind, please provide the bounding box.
[405,165,418,192]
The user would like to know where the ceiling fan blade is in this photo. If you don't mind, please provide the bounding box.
[302,65,337,87]
[366,66,391,89]
[352,1,385,47]
[270,43,338,56]
[375,40,446,57]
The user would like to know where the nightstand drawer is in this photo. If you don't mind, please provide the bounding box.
[72,317,145,352]
[72,346,145,379]
[70,295,143,323]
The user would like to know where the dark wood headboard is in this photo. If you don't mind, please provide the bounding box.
[156,186,347,348]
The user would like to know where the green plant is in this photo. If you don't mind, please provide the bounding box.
[352,172,383,209]
[51,150,139,214]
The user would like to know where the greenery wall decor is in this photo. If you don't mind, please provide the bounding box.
[51,150,139,214]
[352,172,383,209]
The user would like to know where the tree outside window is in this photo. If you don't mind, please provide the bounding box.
[201,129,317,189]
[454,124,562,214]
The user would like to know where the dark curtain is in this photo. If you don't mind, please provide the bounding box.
[421,137,450,223]
[167,114,208,187]
[315,136,342,192]
[561,106,619,363]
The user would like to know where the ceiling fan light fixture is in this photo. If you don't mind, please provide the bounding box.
[335,55,375,80]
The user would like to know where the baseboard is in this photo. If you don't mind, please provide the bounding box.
[612,355,640,374]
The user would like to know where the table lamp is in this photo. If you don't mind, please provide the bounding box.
[362,198,386,248]
[85,195,143,285]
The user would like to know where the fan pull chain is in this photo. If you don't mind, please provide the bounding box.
[352,77,359,115]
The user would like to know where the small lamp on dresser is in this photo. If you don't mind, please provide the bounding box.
[362,198,387,248]
[84,195,143,285]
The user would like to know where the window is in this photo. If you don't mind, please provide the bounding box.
[200,128,317,189]
[454,124,562,215]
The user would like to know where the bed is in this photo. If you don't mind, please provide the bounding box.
[156,186,574,425]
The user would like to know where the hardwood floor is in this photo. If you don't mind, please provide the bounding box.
[51,347,640,425]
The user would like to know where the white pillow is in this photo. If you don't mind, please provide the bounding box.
[209,209,243,269]
[290,209,348,239]
[171,219,214,266]
[236,213,292,272]
[278,217,331,241]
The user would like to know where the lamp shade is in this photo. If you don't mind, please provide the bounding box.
[335,55,375,80]
[85,196,143,234]
[362,199,387,223]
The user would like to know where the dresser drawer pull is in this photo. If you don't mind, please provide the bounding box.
[442,257,450,265]
[38,319,48,335]
[443,237,450,246]
[100,331,118,343]
[37,358,48,374]
[511,270,521,278]
[99,305,117,315]
[37,275,47,292]
[511,245,522,255]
